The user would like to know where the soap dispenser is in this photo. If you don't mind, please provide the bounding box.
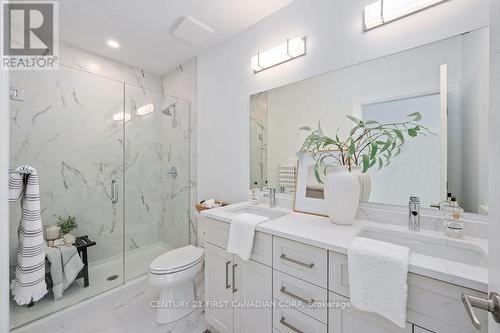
[444,197,464,238]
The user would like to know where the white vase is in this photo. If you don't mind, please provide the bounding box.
[350,166,372,202]
[324,166,360,225]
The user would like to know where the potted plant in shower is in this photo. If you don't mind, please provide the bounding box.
[298,112,432,225]
[57,215,78,244]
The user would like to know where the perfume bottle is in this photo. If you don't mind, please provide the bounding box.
[251,182,259,205]
[444,197,464,238]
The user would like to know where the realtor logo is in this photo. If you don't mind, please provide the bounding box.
[2,1,58,70]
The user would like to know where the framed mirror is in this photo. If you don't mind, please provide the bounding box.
[249,27,489,215]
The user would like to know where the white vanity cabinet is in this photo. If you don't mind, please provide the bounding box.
[202,217,273,333]
[328,292,411,333]
[200,215,487,333]
[205,243,235,333]
[328,251,488,333]
[233,255,272,333]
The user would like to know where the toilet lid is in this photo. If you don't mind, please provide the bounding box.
[149,245,204,274]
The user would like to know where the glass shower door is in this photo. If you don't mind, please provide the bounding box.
[9,66,125,328]
[123,85,191,281]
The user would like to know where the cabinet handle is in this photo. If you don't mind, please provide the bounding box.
[280,254,314,268]
[280,286,314,305]
[225,261,231,289]
[280,316,305,333]
[232,264,238,293]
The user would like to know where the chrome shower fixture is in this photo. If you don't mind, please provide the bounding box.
[161,103,176,116]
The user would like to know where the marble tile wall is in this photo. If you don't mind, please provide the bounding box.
[9,66,126,264]
[9,43,195,266]
[161,59,198,245]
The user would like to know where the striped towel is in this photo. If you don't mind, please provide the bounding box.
[9,166,48,305]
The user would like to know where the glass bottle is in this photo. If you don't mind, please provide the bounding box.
[444,197,464,238]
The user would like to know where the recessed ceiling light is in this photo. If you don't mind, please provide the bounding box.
[107,40,120,48]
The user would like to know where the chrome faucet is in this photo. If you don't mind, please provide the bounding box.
[263,188,276,208]
[409,196,420,231]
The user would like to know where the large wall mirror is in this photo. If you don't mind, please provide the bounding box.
[250,27,489,215]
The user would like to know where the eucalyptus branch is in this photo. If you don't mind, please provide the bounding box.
[298,112,435,180]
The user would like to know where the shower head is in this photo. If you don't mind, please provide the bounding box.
[161,103,176,116]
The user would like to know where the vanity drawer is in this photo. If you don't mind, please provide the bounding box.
[328,251,349,297]
[273,305,327,333]
[273,237,327,288]
[328,292,411,333]
[328,251,488,332]
[273,270,328,323]
[203,217,272,266]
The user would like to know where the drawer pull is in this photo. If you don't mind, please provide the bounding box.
[280,254,314,268]
[280,286,314,305]
[232,263,238,293]
[225,261,231,289]
[280,316,305,333]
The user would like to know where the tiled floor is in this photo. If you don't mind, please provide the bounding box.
[12,274,209,333]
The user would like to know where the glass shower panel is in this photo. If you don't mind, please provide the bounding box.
[9,66,124,328]
[124,85,190,281]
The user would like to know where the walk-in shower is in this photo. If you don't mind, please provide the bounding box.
[8,62,191,329]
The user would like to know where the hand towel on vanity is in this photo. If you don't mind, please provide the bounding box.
[347,237,410,328]
[45,244,84,300]
[9,166,48,305]
[227,213,269,261]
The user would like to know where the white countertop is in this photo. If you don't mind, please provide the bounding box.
[202,202,488,292]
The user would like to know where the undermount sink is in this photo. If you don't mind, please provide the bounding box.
[357,227,488,268]
[225,205,290,221]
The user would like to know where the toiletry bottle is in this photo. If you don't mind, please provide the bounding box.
[440,192,452,229]
[251,182,259,205]
[444,197,464,238]
[441,192,452,210]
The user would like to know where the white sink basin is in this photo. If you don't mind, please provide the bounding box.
[225,205,290,221]
[357,227,488,268]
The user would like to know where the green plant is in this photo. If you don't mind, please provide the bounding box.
[299,112,433,183]
[57,216,78,235]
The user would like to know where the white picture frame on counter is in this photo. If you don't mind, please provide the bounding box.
[293,153,328,216]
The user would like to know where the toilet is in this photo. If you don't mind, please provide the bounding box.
[148,245,204,324]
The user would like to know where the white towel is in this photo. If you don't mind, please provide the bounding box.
[347,237,409,328]
[9,166,48,305]
[45,244,84,300]
[227,213,269,261]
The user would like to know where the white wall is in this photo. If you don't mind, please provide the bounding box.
[197,0,489,202]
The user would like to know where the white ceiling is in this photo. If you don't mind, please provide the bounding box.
[59,0,295,75]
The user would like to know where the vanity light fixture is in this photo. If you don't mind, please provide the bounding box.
[251,37,306,73]
[107,39,120,48]
[113,112,131,122]
[363,0,448,31]
[136,103,155,116]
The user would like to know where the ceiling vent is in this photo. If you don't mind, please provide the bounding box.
[171,16,214,46]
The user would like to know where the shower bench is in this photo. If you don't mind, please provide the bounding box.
[27,235,96,307]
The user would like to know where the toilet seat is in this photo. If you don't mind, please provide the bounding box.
[149,245,204,275]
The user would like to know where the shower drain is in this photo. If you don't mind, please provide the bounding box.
[107,274,119,281]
